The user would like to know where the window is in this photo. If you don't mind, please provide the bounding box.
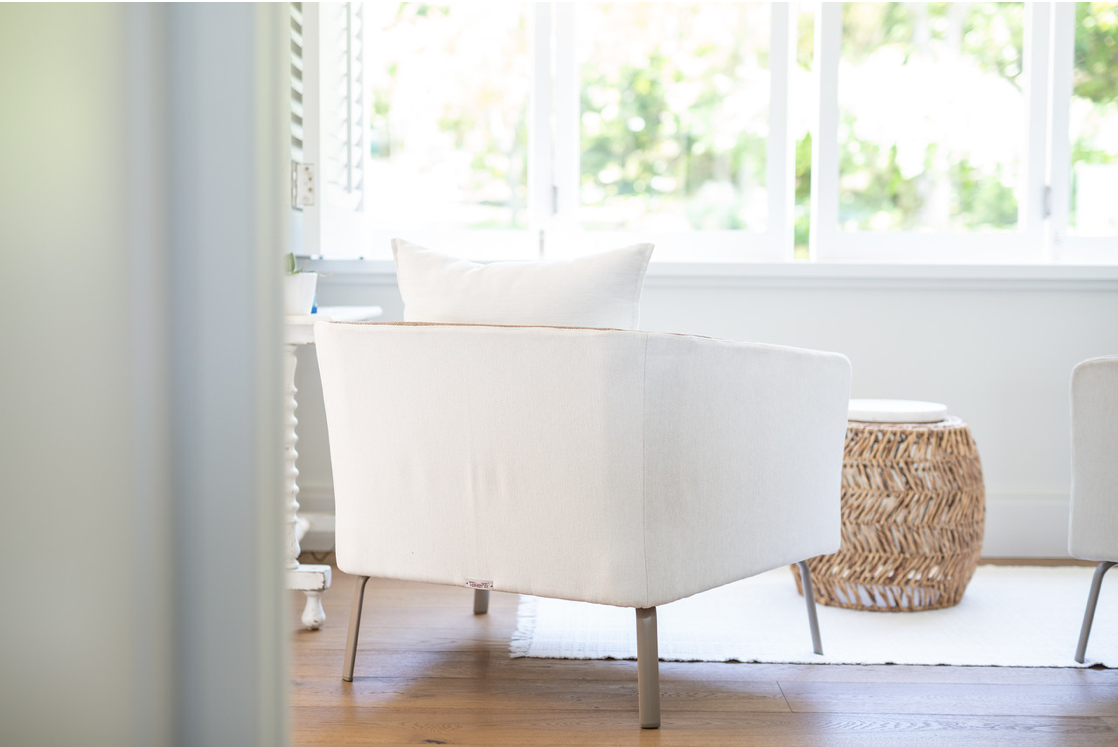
[294,1,368,257]
[810,1,1051,261]
[297,2,1117,265]
[1049,1,1118,261]
[366,3,533,251]
[545,2,792,260]
[577,4,772,233]
[1068,2,1118,237]
[837,3,1025,233]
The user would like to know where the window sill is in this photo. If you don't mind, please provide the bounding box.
[306,258,1118,291]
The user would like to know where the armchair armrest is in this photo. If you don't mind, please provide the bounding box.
[641,332,851,606]
[1070,355,1118,561]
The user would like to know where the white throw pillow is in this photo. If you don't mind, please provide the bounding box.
[392,238,654,329]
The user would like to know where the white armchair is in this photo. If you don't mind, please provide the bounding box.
[315,322,851,727]
[1070,355,1118,663]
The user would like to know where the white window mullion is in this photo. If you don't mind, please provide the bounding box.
[551,1,579,243]
[1047,1,1075,259]
[810,1,841,261]
[766,1,796,261]
[529,3,553,257]
[1021,1,1052,258]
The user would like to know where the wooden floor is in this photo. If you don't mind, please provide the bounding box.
[291,559,1118,746]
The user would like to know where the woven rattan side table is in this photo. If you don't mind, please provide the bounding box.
[792,404,986,611]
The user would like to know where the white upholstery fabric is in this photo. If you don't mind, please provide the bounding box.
[392,238,654,329]
[1069,355,1118,561]
[315,322,851,609]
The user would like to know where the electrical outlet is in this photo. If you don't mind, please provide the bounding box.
[291,162,316,209]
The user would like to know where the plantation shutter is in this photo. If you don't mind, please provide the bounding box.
[298,2,367,258]
[290,2,305,163]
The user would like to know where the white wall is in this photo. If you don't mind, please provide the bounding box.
[296,269,1118,558]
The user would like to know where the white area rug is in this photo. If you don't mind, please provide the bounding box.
[511,566,1118,667]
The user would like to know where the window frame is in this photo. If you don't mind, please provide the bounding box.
[302,1,1118,267]
[365,2,796,262]
[365,2,545,261]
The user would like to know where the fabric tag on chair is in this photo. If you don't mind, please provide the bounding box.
[465,579,493,590]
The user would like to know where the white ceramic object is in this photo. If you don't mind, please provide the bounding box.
[284,272,318,316]
[848,398,948,424]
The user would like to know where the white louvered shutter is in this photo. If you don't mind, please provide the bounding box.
[298,1,367,258]
[290,2,305,163]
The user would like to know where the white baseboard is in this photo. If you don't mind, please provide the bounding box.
[298,511,336,553]
[292,485,1071,559]
[982,492,1070,558]
[296,482,336,514]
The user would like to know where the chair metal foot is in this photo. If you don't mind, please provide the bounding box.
[1075,561,1115,664]
[473,588,490,615]
[635,607,660,729]
[797,560,824,655]
[342,575,370,681]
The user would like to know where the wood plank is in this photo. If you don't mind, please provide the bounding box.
[315,588,521,611]
[291,649,488,679]
[780,681,1118,717]
[291,707,1118,746]
[291,675,789,713]
[980,558,1099,567]
[294,628,513,652]
[292,608,517,640]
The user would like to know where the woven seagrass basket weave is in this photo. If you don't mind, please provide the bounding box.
[792,416,985,612]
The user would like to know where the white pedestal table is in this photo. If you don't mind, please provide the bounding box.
[285,306,382,629]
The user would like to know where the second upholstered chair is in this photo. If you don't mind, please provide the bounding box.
[316,321,851,728]
[1070,355,1118,663]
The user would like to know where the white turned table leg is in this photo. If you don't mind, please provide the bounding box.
[283,342,302,570]
[282,310,383,634]
[288,565,332,631]
[283,338,332,630]
[301,591,326,630]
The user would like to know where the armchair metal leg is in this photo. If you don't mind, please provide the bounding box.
[473,588,490,615]
[635,607,660,729]
[797,561,824,655]
[1075,561,1115,664]
[342,575,370,682]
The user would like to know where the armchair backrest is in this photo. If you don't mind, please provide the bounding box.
[316,322,851,608]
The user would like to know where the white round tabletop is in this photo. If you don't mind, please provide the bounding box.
[848,398,948,424]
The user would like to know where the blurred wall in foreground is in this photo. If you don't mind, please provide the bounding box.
[0,4,288,745]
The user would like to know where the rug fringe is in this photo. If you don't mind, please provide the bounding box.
[508,595,538,658]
